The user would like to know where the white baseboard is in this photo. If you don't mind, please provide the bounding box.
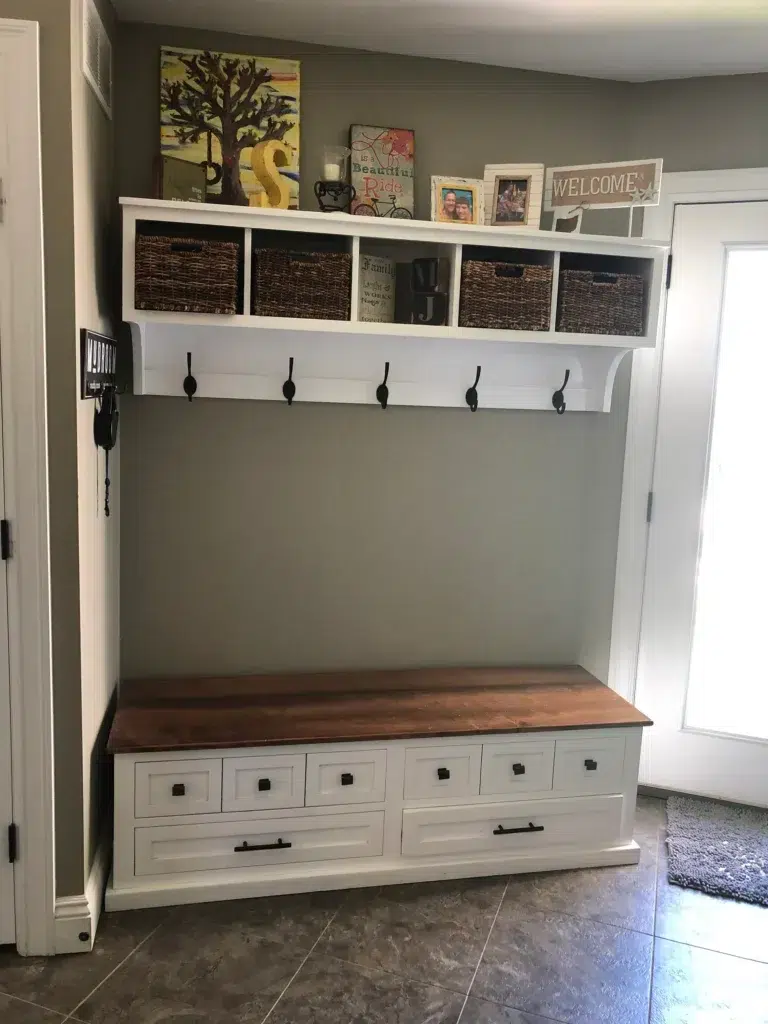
[54,836,111,954]
[105,841,640,912]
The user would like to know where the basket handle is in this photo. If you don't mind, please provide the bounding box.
[169,241,204,253]
[592,273,619,285]
[287,252,320,263]
[495,265,524,278]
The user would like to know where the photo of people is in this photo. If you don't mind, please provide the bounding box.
[431,178,484,225]
[493,176,530,224]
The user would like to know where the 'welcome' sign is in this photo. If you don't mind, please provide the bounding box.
[544,159,662,211]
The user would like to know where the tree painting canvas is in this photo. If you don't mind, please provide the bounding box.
[160,47,300,207]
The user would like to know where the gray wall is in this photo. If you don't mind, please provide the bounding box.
[115,24,635,681]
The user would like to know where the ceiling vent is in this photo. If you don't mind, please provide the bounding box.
[83,0,112,118]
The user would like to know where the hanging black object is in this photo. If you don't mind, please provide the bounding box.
[93,386,119,517]
[465,366,481,412]
[283,357,296,405]
[552,369,570,415]
[376,362,390,410]
[183,352,197,402]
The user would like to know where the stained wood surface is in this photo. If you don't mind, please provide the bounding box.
[107,666,651,753]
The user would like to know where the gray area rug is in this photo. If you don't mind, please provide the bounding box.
[666,794,768,906]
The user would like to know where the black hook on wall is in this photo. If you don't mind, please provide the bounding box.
[283,356,296,405]
[376,362,390,410]
[183,352,197,402]
[466,366,481,412]
[552,369,570,415]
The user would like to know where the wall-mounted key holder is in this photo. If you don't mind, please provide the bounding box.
[81,329,118,400]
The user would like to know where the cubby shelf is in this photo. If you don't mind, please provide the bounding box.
[121,198,668,412]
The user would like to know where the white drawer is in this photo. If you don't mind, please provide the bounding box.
[402,795,623,858]
[222,753,306,812]
[553,735,626,795]
[135,811,385,876]
[134,759,222,818]
[481,740,555,796]
[404,744,481,800]
[305,749,387,806]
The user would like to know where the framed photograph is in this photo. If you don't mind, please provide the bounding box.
[431,177,484,225]
[483,163,544,228]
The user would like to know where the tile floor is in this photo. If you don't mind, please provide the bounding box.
[1,797,767,1023]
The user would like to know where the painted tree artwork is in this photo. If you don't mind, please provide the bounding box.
[160,47,300,207]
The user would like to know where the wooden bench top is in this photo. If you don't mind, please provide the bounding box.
[107,666,652,754]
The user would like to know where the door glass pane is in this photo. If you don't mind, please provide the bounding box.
[685,249,768,740]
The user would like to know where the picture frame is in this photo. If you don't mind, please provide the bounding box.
[483,163,544,229]
[430,177,484,225]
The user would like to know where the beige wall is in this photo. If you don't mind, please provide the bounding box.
[115,24,634,684]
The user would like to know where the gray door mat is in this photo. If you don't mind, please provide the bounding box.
[666,794,768,907]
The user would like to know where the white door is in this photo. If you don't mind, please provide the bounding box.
[0,372,12,944]
[636,201,768,806]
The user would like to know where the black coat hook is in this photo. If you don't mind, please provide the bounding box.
[283,356,296,405]
[465,366,481,412]
[552,369,570,415]
[376,362,390,410]
[183,352,197,402]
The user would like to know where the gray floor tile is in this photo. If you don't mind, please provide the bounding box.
[503,832,657,934]
[0,993,66,1023]
[0,908,167,1015]
[656,835,768,963]
[635,795,667,843]
[265,953,465,1024]
[458,994,558,1023]
[651,938,768,1024]
[318,877,506,995]
[472,905,652,1024]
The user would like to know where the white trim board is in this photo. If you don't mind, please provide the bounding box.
[608,168,768,709]
[54,837,110,954]
[0,19,56,956]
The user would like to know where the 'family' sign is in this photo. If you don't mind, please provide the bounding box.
[544,159,662,211]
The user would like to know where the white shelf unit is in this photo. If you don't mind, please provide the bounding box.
[122,198,668,412]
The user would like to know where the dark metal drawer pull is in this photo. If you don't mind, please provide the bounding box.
[341,772,354,786]
[234,838,291,853]
[171,783,186,797]
[258,778,271,792]
[512,763,526,776]
[584,759,598,771]
[437,767,451,781]
[493,822,544,836]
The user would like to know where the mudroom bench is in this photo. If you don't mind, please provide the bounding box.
[105,666,651,911]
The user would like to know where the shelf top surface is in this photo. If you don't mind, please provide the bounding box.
[108,665,652,753]
[121,197,668,255]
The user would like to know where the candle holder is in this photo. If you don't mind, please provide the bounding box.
[314,145,356,213]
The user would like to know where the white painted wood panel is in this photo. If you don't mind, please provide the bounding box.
[135,811,385,875]
[480,740,555,796]
[135,759,223,818]
[305,749,387,806]
[222,753,306,813]
[403,744,481,800]
[402,795,623,858]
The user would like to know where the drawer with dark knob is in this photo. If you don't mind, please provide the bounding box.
[341,772,354,786]
[437,767,451,781]
[306,750,387,806]
[553,736,626,794]
[404,744,481,800]
[258,778,271,792]
[480,741,554,796]
[135,759,223,818]
[222,754,305,812]
[171,783,186,797]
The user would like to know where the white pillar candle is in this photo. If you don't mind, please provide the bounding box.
[323,163,342,182]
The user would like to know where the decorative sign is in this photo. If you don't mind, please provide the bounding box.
[544,159,662,211]
[349,125,415,217]
[359,255,396,322]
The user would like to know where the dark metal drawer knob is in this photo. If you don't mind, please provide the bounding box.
[171,783,186,797]
[437,767,451,781]
[258,778,271,792]
[584,759,598,771]
[512,763,526,776]
[341,772,354,786]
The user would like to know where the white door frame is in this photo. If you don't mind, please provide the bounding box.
[608,169,768,757]
[0,19,56,955]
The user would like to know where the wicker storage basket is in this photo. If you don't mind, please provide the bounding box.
[135,235,239,315]
[556,269,645,336]
[459,260,552,331]
[253,249,351,320]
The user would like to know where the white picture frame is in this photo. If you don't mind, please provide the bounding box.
[430,176,485,225]
[483,163,544,229]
